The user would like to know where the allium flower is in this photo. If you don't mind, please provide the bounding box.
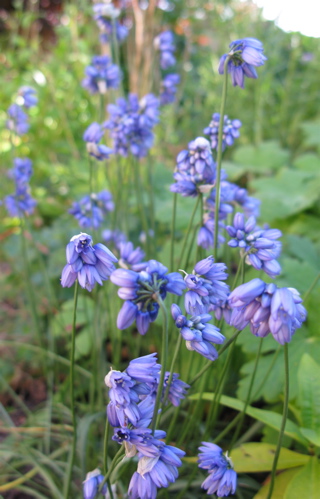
[204,113,242,151]
[111,260,186,335]
[82,55,121,94]
[92,2,129,44]
[170,137,216,198]
[160,74,180,106]
[60,233,117,292]
[171,304,225,361]
[8,158,33,186]
[128,444,185,499]
[5,186,37,217]
[219,37,267,88]
[154,30,176,70]
[102,229,127,248]
[83,469,106,499]
[229,278,307,344]
[197,216,226,250]
[183,256,230,316]
[198,442,237,497]
[18,86,38,109]
[6,104,30,135]
[118,241,146,270]
[69,191,114,230]
[226,213,282,278]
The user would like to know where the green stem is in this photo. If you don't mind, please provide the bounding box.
[103,419,110,474]
[266,344,289,499]
[133,158,150,255]
[163,335,182,406]
[303,271,320,302]
[184,222,200,271]
[170,193,177,271]
[177,196,201,269]
[151,296,169,433]
[99,446,125,492]
[213,56,230,259]
[63,281,79,499]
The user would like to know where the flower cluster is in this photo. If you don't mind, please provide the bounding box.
[170,137,216,198]
[83,469,106,499]
[4,157,37,217]
[219,37,267,88]
[198,442,237,497]
[171,304,225,361]
[229,278,307,344]
[60,233,117,292]
[92,2,128,44]
[204,113,242,151]
[82,55,121,94]
[104,93,160,158]
[182,256,230,317]
[83,122,113,160]
[226,213,282,278]
[69,190,114,230]
[6,86,38,136]
[154,30,176,70]
[160,73,180,106]
[105,354,186,498]
[111,259,186,335]
[117,241,146,271]
[18,86,38,109]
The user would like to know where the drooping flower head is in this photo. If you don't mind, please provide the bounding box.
[204,113,242,151]
[83,469,106,499]
[82,55,121,94]
[219,37,267,88]
[160,74,180,106]
[118,241,146,271]
[69,190,114,230]
[5,186,37,218]
[111,260,186,335]
[198,442,237,497]
[61,233,117,292]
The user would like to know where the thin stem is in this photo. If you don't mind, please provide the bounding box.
[99,446,125,492]
[151,296,169,433]
[266,344,289,499]
[303,271,320,302]
[133,158,150,255]
[163,335,182,406]
[177,196,201,269]
[170,193,177,271]
[213,56,230,259]
[103,417,110,474]
[63,281,79,499]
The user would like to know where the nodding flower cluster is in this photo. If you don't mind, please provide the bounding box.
[92,2,128,45]
[6,86,37,136]
[204,113,242,151]
[219,37,267,88]
[69,190,114,230]
[226,213,282,278]
[82,55,121,94]
[104,93,160,158]
[110,259,186,335]
[60,233,117,292]
[154,30,176,70]
[5,157,37,217]
[83,122,113,161]
[229,278,307,344]
[198,442,237,497]
[103,354,187,499]
[170,137,216,198]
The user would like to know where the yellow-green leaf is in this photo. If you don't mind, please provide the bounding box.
[284,457,320,498]
[254,467,303,499]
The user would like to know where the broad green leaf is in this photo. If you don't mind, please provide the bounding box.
[189,393,308,446]
[293,153,320,173]
[229,443,309,473]
[284,457,320,498]
[254,467,304,499]
[233,141,290,173]
[298,354,320,438]
[284,235,320,270]
[300,428,320,447]
[51,295,94,337]
[75,328,92,360]
[300,120,320,148]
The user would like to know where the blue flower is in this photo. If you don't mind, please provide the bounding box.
[69,190,114,230]
[82,55,121,94]
[160,74,180,106]
[92,3,129,44]
[8,158,33,186]
[118,241,146,270]
[198,442,237,497]
[111,260,186,335]
[226,213,282,278]
[154,30,176,69]
[5,186,37,217]
[102,229,127,248]
[83,122,104,143]
[18,86,38,109]
[204,113,242,151]
[83,469,106,499]
[6,104,29,135]
[112,427,166,458]
[61,233,117,292]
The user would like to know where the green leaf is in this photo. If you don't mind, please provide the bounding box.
[284,235,320,270]
[229,443,309,473]
[189,393,308,446]
[75,328,92,360]
[51,296,94,337]
[300,120,320,148]
[300,428,320,447]
[254,467,304,499]
[233,141,290,173]
[298,354,320,441]
[284,457,320,498]
[293,153,320,173]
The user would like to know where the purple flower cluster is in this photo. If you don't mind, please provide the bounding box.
[69,190,114,230]
[171,304,225,361]
[82,55,121,94]
[182,256,230,317]
[104,93,160,158]
[198,442,237,497]
[111,260,186,335]
[160,73,180,106]
[93,3,128,44]
[83,122,113,160]
[18,86,38,109]
[83,469,106,499]
[229,278,307,344]
[117,241,146,271]
[6,104,30,136]
[204,113,242,151]
[226,213,282,278]
[170,137,216,198]
[60,233,117,292]
[219,37,267,88]
[105,354,186,498]
[4,157,37,218]
[154,30,176,70]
